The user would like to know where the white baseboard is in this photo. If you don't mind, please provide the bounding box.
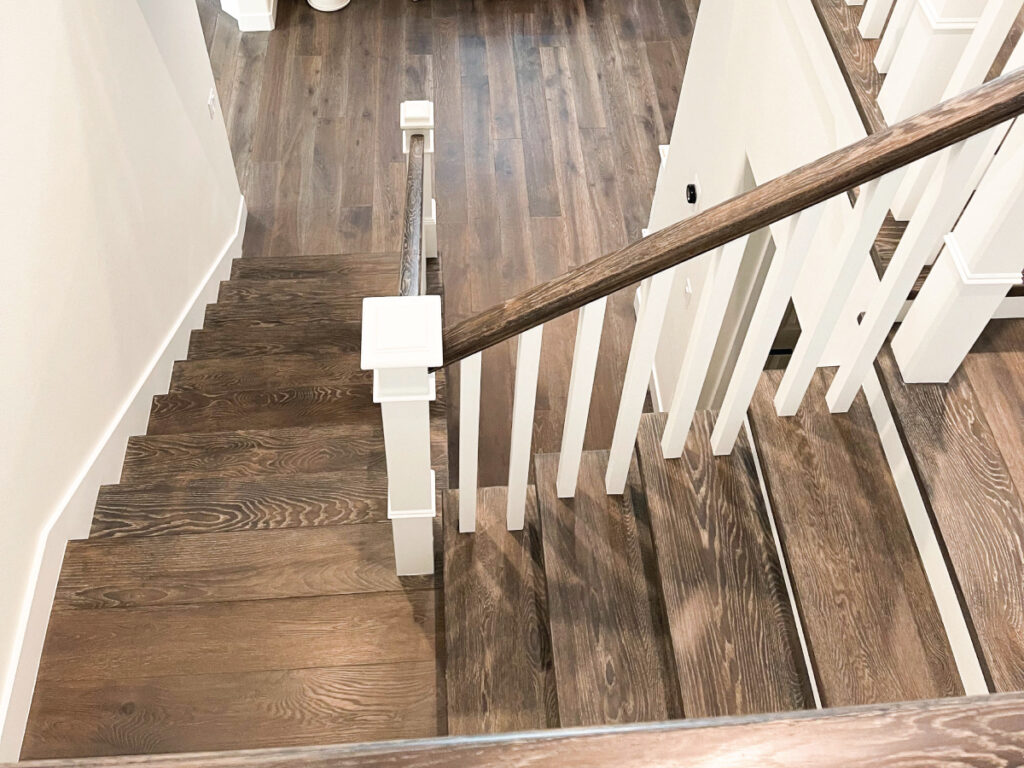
[220,0,279,32]
[0,196,246,761]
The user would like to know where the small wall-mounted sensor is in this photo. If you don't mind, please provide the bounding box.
[686,183,698,205]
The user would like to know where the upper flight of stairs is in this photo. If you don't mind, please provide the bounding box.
[23,253,448,759]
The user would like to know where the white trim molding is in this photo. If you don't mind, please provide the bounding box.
[220,0,278,32]
[945,233,1023,287]
[0,196,247,761]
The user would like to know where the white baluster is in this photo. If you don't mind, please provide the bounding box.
[361,295,442,575]
[860,0,896,38]
[606,268,675,494]
[710,204,825,455]
[876,0,915,73]
[507,325,543,530]
[661,236,748,458]
[774,171,905,417]
[892,119,1024,382]
[890,0,1024,219]
[556,297,607,498]
[458,353,482,532]
[826,127,1002,413]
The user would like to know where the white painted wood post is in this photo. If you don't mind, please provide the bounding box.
[661,236,748,458]
[860,0,897,38]
[876,0,984,125]
[401,100,437,276]
[890,0,1024,220]
[606,269,676,494]
[774,172,905,417]
[361,295,442,575]
[556,297,607,498]
[892,119,1024,382]
[458,353,481,532]
[507,325,543,530]
[826,127,1002,413]
[710,204,825,456]
[219,0,277,31]
[876,0,915,73]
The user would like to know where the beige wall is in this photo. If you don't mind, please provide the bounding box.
[0,2,242,755]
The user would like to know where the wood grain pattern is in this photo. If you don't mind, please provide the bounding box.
[228,252,398,281]
[400,133,425,296]
[216,276,389,304]
[92,471,388,538]
[748,368,963,706]
[36,591,438,682]
[441,69,1024,366]
[636,412,812,717]
[443,487,557,735]
[169,353,361,395]
[202,295,364,329]
[19,693,1024,767]
[57,524,434,609]
[877,340,1024,692]
[534,451,671,727]
[22,662,438,760]
[186,323,362,360]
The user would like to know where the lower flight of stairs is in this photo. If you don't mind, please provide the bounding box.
[444,365,975,732]
[22,253,448,760]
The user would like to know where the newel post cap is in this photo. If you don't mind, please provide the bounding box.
[401,100,435,154]
[361,295,443,370]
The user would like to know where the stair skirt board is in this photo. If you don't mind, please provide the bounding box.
[0,196,246,761]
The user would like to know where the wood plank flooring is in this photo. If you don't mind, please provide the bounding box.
[533,451,674,727]
[748,368,963,707]
[876,325,1024,693]
[443,487,556,734]
[636,412,812,717]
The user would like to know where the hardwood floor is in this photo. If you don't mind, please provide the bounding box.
[877,323,1024,693]
[198,0,697,487]
[748,368,963,707]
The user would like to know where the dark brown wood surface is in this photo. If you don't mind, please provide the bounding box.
[228,252,399,281]
[400,133,425,296]
[877,334,1024,692]
[22,662,438,759]
[748,369,963,706]
[443,488,557,735]
[441,68,1024,366]
[534,451,672,727]
[185,323,362,360]
[18,693,1024,767]
[636,412,812,717]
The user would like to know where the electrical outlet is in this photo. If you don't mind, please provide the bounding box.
[207,88,217,119]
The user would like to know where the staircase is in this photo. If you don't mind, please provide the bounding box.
[21,253,448,759]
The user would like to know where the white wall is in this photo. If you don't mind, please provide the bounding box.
[0,1,243,757]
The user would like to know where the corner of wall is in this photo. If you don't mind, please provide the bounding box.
[0,196,246,762]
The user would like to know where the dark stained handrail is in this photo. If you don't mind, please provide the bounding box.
[14,693,1024,767]
[441,66,1024,367]
[399,133,426,297]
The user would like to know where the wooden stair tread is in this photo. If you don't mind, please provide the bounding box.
[534,451,673,727]
[216,276,392,305]
[203,295,365,329]
[636,412,812,717]
[169,351,361,395]
[229,252,401,281]
[187,323,361,360]
[22,662,438,759]
[748,368,963,706]
[120,420,447,484]
[443,487,556,735]
[93,470,388,538]
[35,591,438,683]
[876,331,1024,692]
[58,524,434,609]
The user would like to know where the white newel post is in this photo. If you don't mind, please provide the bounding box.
[401,100,437,266]
[361,295,442,575]
[891,119,1024,382]
[876,0,984,126]
[876,0,916,73]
